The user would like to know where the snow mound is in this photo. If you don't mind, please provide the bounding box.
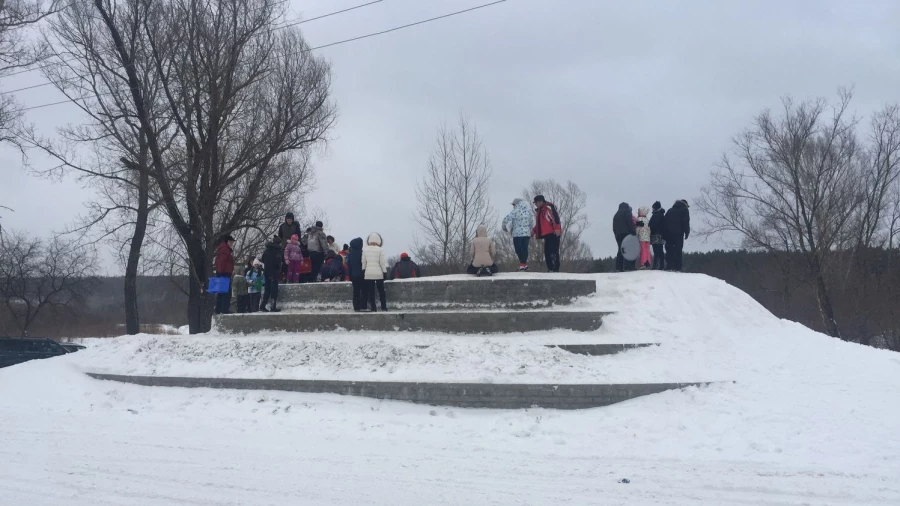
[2,272,900,504]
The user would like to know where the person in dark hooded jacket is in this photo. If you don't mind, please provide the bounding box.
[664,199,690,271]
[390,253,422,279]
[260,236,283,311]
[347,237,365,311]
[648,201,667,270]
[612,202,636,272]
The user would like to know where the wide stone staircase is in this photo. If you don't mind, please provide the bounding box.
[215,277,606,334]
[92,277,714,409]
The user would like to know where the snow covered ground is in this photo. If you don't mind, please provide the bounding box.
[2,272,899,505]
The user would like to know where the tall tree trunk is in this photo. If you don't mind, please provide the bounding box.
[123,156,150,335]
[186,240,214,334]
[810,256,841,339]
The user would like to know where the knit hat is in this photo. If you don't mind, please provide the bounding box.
[652,201,661,210]
[533,195,546,204]
[285,212,294,220]
[290,234,298,242]
[511,198,523,205]
[400,252,410,260]
[315,221,323,228]
[272,234,281,243]
[680,199,690,208]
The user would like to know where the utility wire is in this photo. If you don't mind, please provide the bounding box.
[18,0,507,112]
[2,0,382,90]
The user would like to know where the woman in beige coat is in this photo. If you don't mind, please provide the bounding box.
[467,225,499,277]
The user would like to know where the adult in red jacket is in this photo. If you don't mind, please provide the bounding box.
[531,195,562,272]
[214,235,236,314]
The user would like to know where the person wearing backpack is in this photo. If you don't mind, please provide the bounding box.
[531,195,562,272]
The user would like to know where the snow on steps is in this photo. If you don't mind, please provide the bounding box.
[276,276,596,309]
[214,309,610,334]
[86,373,714,409]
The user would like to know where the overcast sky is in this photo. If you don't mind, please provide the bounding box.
[2,0,899,269]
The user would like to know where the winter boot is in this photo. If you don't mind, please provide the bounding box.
[518,263,528,272]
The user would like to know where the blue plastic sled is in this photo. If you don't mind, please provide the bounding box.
[208,276,231,294]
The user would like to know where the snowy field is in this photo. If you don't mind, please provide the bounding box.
[2,272,900,505]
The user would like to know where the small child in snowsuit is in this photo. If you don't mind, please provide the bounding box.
[284,234,303,283]
[232,272,250,313]
[245,258,264,313]
[636,207,652,269]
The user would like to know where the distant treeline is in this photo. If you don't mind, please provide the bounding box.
[4,249,897,351]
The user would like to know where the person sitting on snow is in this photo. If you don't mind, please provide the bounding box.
[467,225,499,277]
[390,253,422,279]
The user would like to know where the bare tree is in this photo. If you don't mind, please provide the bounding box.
[521,179,592,268]
[414,115,493,268]
[414,126,459,266]
[698,91,865,339]
[0,0,60,141]
[49,0,335,333]
[0,231,97,336]
[452,115,494,261]
[853,104,900,249]
[17,0,178,335]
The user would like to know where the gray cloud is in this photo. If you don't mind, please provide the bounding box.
[3,0,899,266]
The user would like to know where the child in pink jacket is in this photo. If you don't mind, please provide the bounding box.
[284,234,304,283]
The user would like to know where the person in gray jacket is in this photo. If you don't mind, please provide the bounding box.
[306,221,329,281]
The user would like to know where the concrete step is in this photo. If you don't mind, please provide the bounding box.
[215,310,609,334]
[413,343,658,356]
[277,277,596,310]
[87,373,713,410]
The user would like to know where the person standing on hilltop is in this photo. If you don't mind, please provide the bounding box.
[260,235,283,312]
[213,235,235,314]
[361,232,388,312]
[532,195,562,273]
[664,199,691,272]
[502,198,533,271]
[612,202,636,272]
[347,237,366,311]
[306,221,329,281]
[648,201,667,270]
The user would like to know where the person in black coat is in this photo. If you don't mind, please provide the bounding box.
[346,237,366,311]
[664,199,690,272]
[260,236,283,312]
[612,202,636,272]
[389,253,422,279]
[648,201,667,270]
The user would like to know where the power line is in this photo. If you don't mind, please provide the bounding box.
[17,0,507,112]
[2,0,383,91]
[307,0,505,51]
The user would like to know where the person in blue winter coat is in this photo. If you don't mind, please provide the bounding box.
[502,198,533,271]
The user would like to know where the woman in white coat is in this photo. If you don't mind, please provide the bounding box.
[361,232,388,311]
